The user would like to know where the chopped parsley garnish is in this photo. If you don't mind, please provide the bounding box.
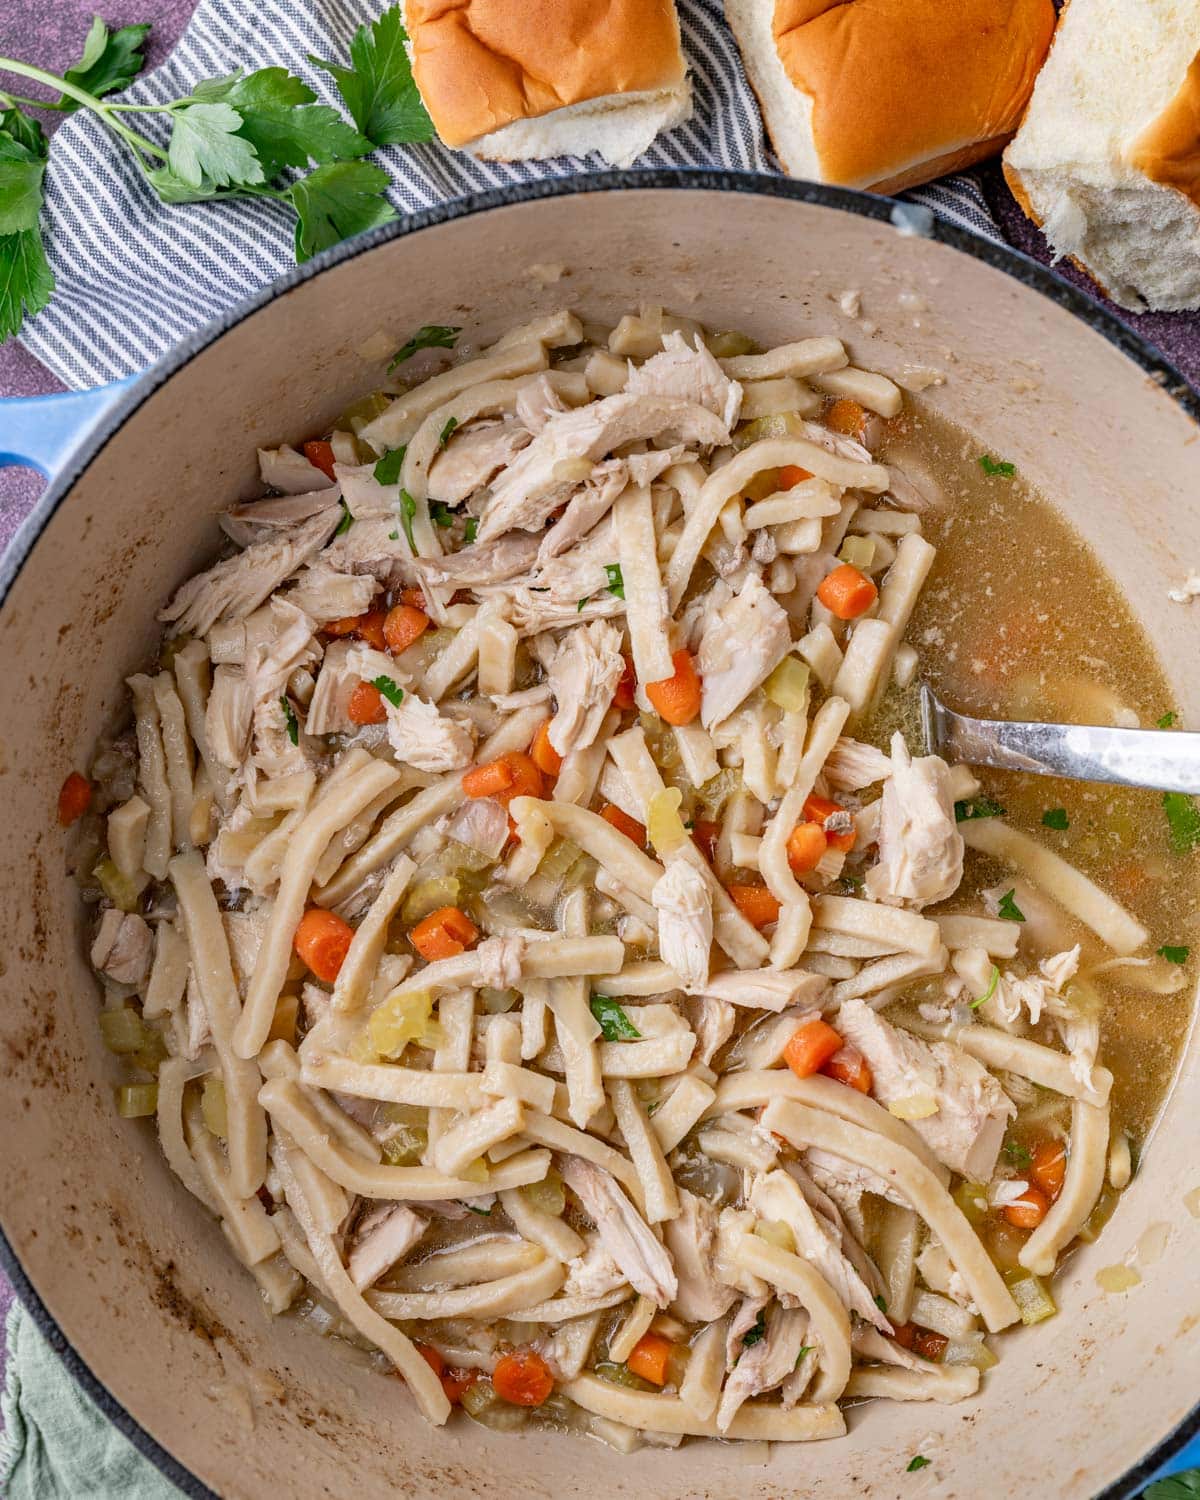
[465,1204,491,1216]
[373,445,405,485]
[954,797,1006,822]
[1003,1140,1033,1169]
[429,500,456,528]
[398,488,417,552]
[795,1346,814,1366]
[439,415,458,446]
[605,562,625,599]
[388,530,399,540]
[1041,807,1070,830]
[907,1456,932,1472]
[589,995,641,1042]
[334,498,354,535]
[978,455,1015,478]
[741,1310,766,1348]
[1157,711,1178,729]
[370,674,404,707]
[874,1293,888,1313]
[388,323,460,371]
[280,695,299,746]
[463,517,479,543]
[1163,792,1200,853]
[971,964,1000,1010]
[839,872,865,892]
[1158,944,1190,965]
[577,598,587,612]
[997,888,1026,923]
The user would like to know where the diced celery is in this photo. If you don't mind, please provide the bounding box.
[694,766,743,817]
[942,1333,998,1371]
[952,1180,988,1226]
[401,877,461,926]
[158,634,192,671]
[1077,1184,1120,1243]
[706,330,758,359]
[1003,1269,1057,1325]
[380,1124,427,1165]
[116,1082,158,1118]
[99,1006,147,1055]
[646,786,686,856]
[202,1076,228,1139]
[1096,1264,1141,1293]
[734,412,808,451]
[594,1361,655,1392]
[459,1156,490,1184]
[367,989,435,1058]
[838,535,877,570]
[336,390,391,436]
[93,857,148,914]
[754,1219,795,1252]
[521,1169,566,1218]
[763,655,811,715]
[132,1025,169,1074]
[479,987,520,1014]
[462,1379,529,1431]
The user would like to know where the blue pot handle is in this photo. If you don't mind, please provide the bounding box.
[0,375,140,479]
[1148,1432,1200,1488]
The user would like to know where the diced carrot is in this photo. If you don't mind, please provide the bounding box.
[414,1342,445,1378]
[645,648,702,727]
[1002,1184,1050,1230]
[441,1367,479,1404]
[911,1327,949,1362]
[786,820,828,874]
[348,680,387,725]
[57,770,92,826]
[462,759,516,799]
[784,1018,844,1079]
[324,609,387,649]
[529,719,563,778]
[383,602,429,655]
[323,614,361,637]
[817,563,878,621]
[1030,1139,1067,1202]
[492,1348,555,1407]
[823,1044,872,1093]
[600,802,647,846]
[302,439,337,480]
[726,883,781,930]
[803,792,856,852]
[613,654,637,711]
[294,907,355,982]
[409,905,478,962]
[691,819,720,863]
[400,587,427,609]
[891,1322,917,1350]
[826,398,866,439]
[778,464,812,489]
[493,751,545,808]
[627,1332,672,1386]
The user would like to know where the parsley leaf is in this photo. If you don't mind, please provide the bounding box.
[1003,1139,1032,1169]
[577,598,587,613]
[0,131,48,235]
[463,517,479,544]
[971,964,1000,1010]
[334,498,354,536]
[311,6,434,148]
[373,446,405,485]
[430,501,457,528]
[1164,792,1200,854]
[907,1456,932,1472]
[605,562,625,599]
[1147,1473,1200,1499]
[191,68,370,178]
[167,102,265,191]
[290,160,396,262]
[398,488,417,552]
[954,797,1006,822]
[589,995,641,1042]
[978,455,1015,477]
[388,323,461,371]
[741,1310,766,1348]
[1041,807,1069,830]
[874,1293,888,1313]
[465,1204,491,1216]
[997,889,1026,923]
[1157,711,1178,729]
[1158,944,1190,965]
[0,226,53,340]
[439,416,458,446]
[370,674,404,707]
[60,18,150,106]
[280,695,299,746]
[795,1346,814,1366]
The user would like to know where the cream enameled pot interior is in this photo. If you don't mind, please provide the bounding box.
[1,183,1198,1500]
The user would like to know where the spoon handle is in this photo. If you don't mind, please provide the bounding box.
[920,686,1200,794]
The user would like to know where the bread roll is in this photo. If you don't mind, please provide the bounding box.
[1004,0,1200,312]
[405,0,692,168]
[724,0,1056,193]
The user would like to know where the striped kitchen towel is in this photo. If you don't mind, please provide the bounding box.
[20,0,1002,390]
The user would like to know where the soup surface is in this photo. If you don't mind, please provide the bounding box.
[67,307,1197,1452]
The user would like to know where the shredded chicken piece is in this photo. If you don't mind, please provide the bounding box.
[476,935,526,990]
[716,1304,808,1431]
[90,909,153,988]
[545,618,624,758]
[348,1204,426,1291]
[625,331,743,430]
[427,419,532,505]
[864,733,964,909]
[823,736,894,791]
[559,1157,677,1307]
[663,1189,737,1323]
[696,572,791,729]
[652,859,713,991]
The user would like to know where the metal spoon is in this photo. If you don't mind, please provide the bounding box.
[919,684,1200,794]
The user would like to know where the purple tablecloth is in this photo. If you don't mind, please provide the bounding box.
[1,0,1199,1445]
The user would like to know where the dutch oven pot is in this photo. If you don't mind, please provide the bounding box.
[1,173,1198,1500]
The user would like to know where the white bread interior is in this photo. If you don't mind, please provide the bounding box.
[724,0,821,180]
[1005,0,1200,312]
[466,84,694,169]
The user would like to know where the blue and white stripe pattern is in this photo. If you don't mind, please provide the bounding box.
[21,0,1003,389]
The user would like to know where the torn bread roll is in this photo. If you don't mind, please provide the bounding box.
[725,0,1056,192]
[1004,0,1200,311]
[405,0,692,168]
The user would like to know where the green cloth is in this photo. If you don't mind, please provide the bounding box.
[0,1301,181,1498]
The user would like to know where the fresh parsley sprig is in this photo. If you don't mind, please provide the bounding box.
[0,7,433,341]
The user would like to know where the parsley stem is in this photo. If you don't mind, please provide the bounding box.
[0,91,72,112]
[0,56,168,159]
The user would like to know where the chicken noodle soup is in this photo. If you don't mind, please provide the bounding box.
[70,306,1195,1449]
